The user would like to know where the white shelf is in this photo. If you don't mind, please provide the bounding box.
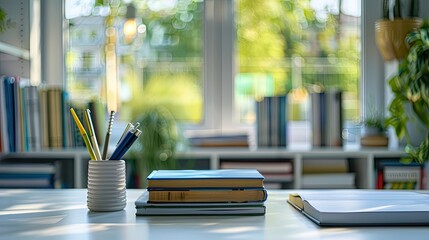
[0,41,30,60]
[0,147,411,189]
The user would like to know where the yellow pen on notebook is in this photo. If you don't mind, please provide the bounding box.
[70,108,96,160]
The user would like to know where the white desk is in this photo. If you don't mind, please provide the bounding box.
[0,189,428,240]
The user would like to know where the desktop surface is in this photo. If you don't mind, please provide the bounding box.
[0,189,428,240]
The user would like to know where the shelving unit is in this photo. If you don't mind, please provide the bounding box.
[0,147,412,189]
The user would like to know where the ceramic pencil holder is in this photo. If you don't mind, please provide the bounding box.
[87,160,127,212]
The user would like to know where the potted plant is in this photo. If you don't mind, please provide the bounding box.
[375,0,422,61]
[386,24,429,163]
[360,115,389,147]
[128,107,179,188]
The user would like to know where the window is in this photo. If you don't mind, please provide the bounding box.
[234,0,361,144]
[65,0,362,145]
[66,0,204,124]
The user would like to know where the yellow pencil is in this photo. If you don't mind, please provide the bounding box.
[84,109,102,160]
[70,108,96,160]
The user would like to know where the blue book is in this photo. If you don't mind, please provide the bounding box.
[3,77,16,152]
[147,169,265,189]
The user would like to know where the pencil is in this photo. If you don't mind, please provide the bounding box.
[70,108,96,160]
[102,110,116,160]
[84,109,102,160]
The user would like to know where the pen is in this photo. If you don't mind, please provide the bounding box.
[116,122,140,146]
[84,109,102,160]
[102,110,115,160]
[110,128,141,160]
[116,122,133,146]
[115,129,141,160]
[70,108,96,160]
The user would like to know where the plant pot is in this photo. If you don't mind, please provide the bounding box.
[375,18,423,61]
[360,126,388,147]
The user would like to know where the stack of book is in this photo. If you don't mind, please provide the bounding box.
[301,158,355,189]
[135,169,267,216]
[220,159,293,189]
[0,163,57,188]
[376,160,425,190]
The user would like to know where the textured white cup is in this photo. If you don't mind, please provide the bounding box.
[87,160,127,212]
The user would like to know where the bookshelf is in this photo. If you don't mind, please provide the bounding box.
[0,147,412,189]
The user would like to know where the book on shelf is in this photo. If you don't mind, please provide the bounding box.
[147,188,267,203]
[310,90,343,147]
[1,75,19,152]
[302,158,349,174]
[147,169,265,189]
[301,173,356,189]
[220,160,293,183]
[0,178,54,188]
[39,86,49,149]
[288,190,429,226]
[256,96,287,147]
[0,163,56,188]
[0,163,56,174]
[0,76,10,152]
[22,85,41,151]
[220,160,292,173]
[46,87,64,148]
[184,130,249,148]
[376,160,425,190]
[135,191,266,216]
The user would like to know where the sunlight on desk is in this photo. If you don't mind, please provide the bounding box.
[209,226,260,234]
[0,190,429,240]
[20,224,109,237]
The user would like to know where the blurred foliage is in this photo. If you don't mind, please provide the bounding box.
[128,107,178,187]
[68,0,360,122]
[118,0,359,121]
[0,7,14,33]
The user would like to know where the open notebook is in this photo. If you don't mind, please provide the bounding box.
[287,190,429,226]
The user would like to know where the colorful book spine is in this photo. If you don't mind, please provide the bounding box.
[376,160,425,190]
